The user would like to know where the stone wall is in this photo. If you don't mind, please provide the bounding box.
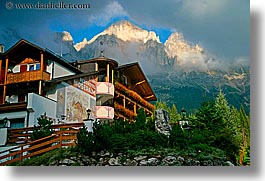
[47,150,234,166]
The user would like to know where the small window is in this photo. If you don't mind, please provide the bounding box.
[123,75,128,85]
[0,120,4,128]
[20,65,27,72]
[29,65,35,71]
[36,63,40,70]
[10,118,24,129]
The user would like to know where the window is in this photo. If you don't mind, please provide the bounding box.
[28,63,40,71]
[36,63,40,70]
[29,65,35,71]
[20,65,27,72]
[0,120,4,128]
[10,118,25,129]
[122,75,128,85]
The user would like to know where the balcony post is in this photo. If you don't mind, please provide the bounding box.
[134,103,137,114]
[3,58,8,103]
[95,63,98,71]
[123,95,126,108]
[95,63,98,82]
[112,69,114,84]
[0,59,2,81]
[39,52,44,95]
[106,63,109,82]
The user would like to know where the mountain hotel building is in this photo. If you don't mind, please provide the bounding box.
[0,39,156,131]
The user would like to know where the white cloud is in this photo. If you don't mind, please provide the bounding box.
[88,1,128,26]
[180,0,229,19]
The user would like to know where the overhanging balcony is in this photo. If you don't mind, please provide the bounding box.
[96,106,114,120]
[114,82,155,112]
[96,82,114,96]
[114,103,136,119]
[6,70,50,84]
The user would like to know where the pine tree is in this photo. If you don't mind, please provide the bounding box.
[31,113,54,141]
[135,108,146,130]
[170,104,180,124]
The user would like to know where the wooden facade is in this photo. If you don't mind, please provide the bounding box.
[73,58,157,122]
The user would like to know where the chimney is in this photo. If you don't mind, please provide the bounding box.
[0,44,4,53]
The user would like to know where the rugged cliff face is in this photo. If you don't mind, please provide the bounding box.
[1,20,247,112]
[53,20,249,112]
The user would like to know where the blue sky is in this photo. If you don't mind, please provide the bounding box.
[0,0,249,60]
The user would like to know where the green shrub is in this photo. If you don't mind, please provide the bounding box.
[134,108,146,130]
[31,113,54,141]
[93,122,113,151]
[125,130,168,150]
[76,125,94,156]
[169,124,187,149]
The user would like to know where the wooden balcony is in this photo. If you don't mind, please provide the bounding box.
[96,106,114,120]
[0,102,27,113]
[114,103,137,119]
[6,70,50,84]
[114,82,155,112]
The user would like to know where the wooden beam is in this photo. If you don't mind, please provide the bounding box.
[4,58,8,83]
[40,52,44,72]
[112,69,114,84]
[95,63,98,82]
[0,59,2,82]
[39,52,44,95]
[3,58,8,103]
[123,95,125,108]
[106,63,109,82]
[135,80,146,86]
[95,62,98,71]
[115,90,154,116]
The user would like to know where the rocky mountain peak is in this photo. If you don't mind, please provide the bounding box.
[61,31,73,42]
[74,20,161,51]
[165,32,204,59]
[74,38,88,52]
[102,20,161,43]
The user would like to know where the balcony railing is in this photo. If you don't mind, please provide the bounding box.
[96,106,114,120]
[6,70,50,84]
[96,82,114,97]
[114,103,137,119]
[114,82,155,111]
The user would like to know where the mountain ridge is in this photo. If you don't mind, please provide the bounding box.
[74,20,161,51]
[28,20,251,113]
[60,20,246,73]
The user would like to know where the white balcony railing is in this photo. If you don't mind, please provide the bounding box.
[96,82,114,97]
[96,106,114,120]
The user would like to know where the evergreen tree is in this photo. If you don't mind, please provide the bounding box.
[170,104,180,123]
[169,124,187,149]
[155,101,170,112]
[135,108,146,130]
[31,113,54,141]
[238,105,250,165]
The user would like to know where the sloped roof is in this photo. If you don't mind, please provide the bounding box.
[46,71,98,84]
[2,39,81,74]
[73,56,118,68]
[116,62,157,101]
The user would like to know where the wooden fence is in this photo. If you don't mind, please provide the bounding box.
[7,122,84,145]
[0,123,83,166]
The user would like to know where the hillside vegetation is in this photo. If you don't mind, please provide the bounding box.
[12,92,250,166]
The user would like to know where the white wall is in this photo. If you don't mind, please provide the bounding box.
[46,82,67,101]
[0,111,27,128]
[47,61,75,79]
[46,82,96,123]
[12,65,20,73]
[27,93,57,126]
